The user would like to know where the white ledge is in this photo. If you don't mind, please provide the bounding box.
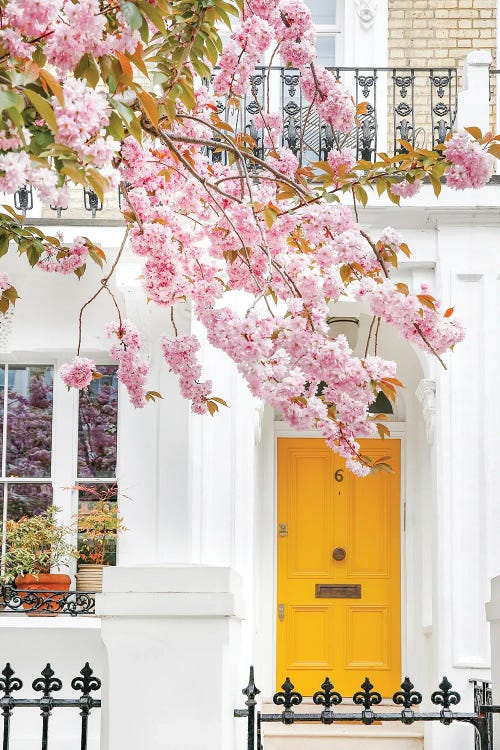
[96,565,245,619]
[0,616,101,629]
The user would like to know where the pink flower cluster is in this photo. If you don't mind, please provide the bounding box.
[301,67,356,134]
[444,131,493,189]
[277,0,316,68]
[54,79,113,168]
[106,320,149,408]
[1,0,139,71]
[390,178,423,198]
[253,112,283,148]
[2,0,60,39]
[213,16,274,96]
[38,237,89,275]
[0,273,13,292]
[60,356,96,390]
[161,335,213,415]
[357,279,465,356]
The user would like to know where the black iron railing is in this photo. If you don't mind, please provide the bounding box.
[0,662,101,750]
[471,679,493,750]
[13,66,459,215]
[208,66,458,165]
[0,584,96,616]
[235,667,499,750]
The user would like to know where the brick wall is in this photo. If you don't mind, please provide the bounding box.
[388,0,496,147]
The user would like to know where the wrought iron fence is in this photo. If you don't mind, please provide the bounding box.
[0,583,96,616]
[0,662,101,750]
[235,667,499,750]
[471,679,493,750]
[207,66,458,165]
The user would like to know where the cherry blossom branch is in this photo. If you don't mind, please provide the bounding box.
[77,227,129,356]
[364,315,376,358]
[159,131,244,204]
[164,130,311,199]
[413,323,447,369]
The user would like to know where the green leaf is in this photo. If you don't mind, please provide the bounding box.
[0,89,24,112]
[137,0,166,32]
[120,0,143,30]
[106,111,125,141]
[23,88,58,133]
[0,232,9,257]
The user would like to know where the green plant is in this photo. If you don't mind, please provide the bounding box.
[75,485,127,566]
[0,506,77,584]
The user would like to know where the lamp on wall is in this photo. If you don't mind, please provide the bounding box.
[14,185,33,217]
[327,317,360,350]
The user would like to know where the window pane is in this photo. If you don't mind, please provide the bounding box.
[6,366,53,478]
[315,35,337,68]
[306,0,337,25]
[78,485,118,565]
[6,483,52,521]
[78,366,118,478]
[0,366,4,469]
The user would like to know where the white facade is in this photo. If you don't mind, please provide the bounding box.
[1,7,500,750]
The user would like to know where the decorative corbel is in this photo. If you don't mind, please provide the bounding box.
[354,0,379,30]
[415,378,436,445]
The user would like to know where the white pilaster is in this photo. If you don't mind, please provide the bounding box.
[457,50,493,133]
[97,565,244,750]
[486,576,500,749]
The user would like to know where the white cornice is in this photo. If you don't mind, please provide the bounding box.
[358,204,500,229]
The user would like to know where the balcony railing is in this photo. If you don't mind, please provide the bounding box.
[0,583,96,616]
[12,66,459,217]
[208,66,458,165]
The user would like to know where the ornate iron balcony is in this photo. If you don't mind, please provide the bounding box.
[207,66,458,165]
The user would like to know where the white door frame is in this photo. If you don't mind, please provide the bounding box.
[255,419,407,698]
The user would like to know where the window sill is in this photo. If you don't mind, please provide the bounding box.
[0,615,101,629]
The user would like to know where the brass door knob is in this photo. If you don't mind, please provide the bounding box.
[333,547,346,561]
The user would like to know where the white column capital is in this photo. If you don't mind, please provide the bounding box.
[416,378,436,444]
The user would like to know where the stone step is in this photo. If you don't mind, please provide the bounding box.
[261,723,423,750]
[259,700,424,750]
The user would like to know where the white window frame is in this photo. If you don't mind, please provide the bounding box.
[0,355,118,574]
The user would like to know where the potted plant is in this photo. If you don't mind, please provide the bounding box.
[0,506,77,614]
[74,485,127,593]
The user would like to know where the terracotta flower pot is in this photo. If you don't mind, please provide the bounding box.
[14,573,71,616]
[76,564,105,593]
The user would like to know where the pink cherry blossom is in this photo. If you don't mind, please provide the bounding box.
[106,320,149,408]
[60,356,96,390]
[0,274,12,292]
[161,335,213,415]
[444,131,493,189]
[390,178,423,198]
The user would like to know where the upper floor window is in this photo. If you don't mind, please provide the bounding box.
[306,0,341,68]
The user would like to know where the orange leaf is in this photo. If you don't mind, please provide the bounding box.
[117,52,133,79]
[137,90,159,127]
[444,307,454,318]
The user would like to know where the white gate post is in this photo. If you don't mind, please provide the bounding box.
[96,565,244,750]
[456,50,492,133]
[486,576,500,749]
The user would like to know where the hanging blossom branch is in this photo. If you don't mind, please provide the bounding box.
[0,0,498,474]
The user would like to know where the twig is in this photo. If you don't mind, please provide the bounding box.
[77,226,129,355]
[364,315,376,358]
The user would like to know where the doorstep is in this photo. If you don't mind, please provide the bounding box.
[259,699,424,750]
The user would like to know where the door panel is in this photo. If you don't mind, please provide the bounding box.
[276,438,401,697]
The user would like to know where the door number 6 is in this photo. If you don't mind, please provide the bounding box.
[335,469,344,482]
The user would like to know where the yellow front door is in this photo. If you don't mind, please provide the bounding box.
[277,438,401,697]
